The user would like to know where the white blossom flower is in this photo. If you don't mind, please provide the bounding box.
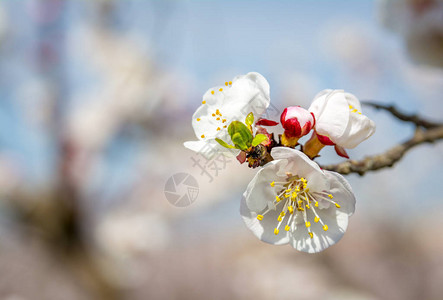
[308,89,376,149]
[241,147,355,253]
[184,72,270,157]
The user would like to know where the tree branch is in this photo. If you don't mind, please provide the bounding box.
[322,125,443,175]
[361,101,442,129]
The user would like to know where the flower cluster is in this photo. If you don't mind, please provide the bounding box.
[184,72,375,253]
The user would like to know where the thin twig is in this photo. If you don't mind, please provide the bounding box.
[361,101,442,129]
[322,126,443,175]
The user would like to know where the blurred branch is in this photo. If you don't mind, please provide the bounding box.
[322,102,443,176]
[361,101,442,129]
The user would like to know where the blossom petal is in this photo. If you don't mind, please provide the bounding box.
[256,118,279,126]
[191,104,230,140]
[226,72,270,107]
[289,205,349,253]
[325,171,356,216]
[240,195,290,245]
[183,140,240,159]
[221,72,271,121]
[334,112,376,149]
[270,147,329,191]
[345,92,362,112]
[309,90,350,143]
[334,145,349,158]
[289,171,355,253]
[244,159,287,212]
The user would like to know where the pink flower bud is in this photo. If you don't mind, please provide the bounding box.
[280,106,315,138]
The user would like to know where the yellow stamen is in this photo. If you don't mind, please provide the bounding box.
[202,100,206,104]
[314,216,320,223]
[349,105,353,109]
[225,82,228,86]
[229,81,232,85]
[335,203,341,208]
[201,135,205,138]
[219,88,223,92]
[222,119,227,123]
[196,118,201,121]
[323,224,328,231]
[211,91,215,95]
[288,206,294,214]
[328,194,333,199]
[223,125,227,128]
[257,215,263,221]
[270,181,275,187]
[305,221,311,228]
[216,117,220,120]
[216,127,221,131]
[309,232,313,239]
[285,225,290,231]
[315,202,319,207]
[277,215,282,222]
[274,228,279,235]
[275,196,281,202]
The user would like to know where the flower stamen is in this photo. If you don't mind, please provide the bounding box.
[256,176,339,239]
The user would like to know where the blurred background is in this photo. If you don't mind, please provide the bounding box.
[0,0,442,299]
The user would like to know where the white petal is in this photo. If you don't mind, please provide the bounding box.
[324,171,356,216]
[289,171,355,253]
[309,90,350,142]
[202,87,225,106]
[311,89,333,104]
[345,92,362,112]
[334,113,376,149]
[240,195,290,245]
[183,140,208,153]
[192,110,222,140]
[289,206,349,253]
[270,147,329,191]
[222,72,270,119]
[183,140,240,159]
[244,159,287,212]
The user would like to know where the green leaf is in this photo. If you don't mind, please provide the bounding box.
[252,134,269,147]
[245,112,254,129]
[227,121,253,150]
[215,138,236,149]
[231,133,249,150]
